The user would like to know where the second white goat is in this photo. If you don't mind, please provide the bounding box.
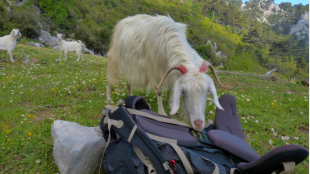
[56,34,83,61]
[0,29,22,63]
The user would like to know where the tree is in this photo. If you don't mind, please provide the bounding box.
[269,40,288,68]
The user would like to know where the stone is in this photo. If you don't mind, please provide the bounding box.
[24,59,31,64]
[31,58,38,64]
[39,30,58,47]
[53,46,60,50]
[83,47,94,55]
[301,79,309,86]
[33,43,41,47]
[51,120,106,174]
[265,68,277,75]
[290,12,309,44]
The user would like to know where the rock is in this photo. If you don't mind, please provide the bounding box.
[215,51,221,58]
[39,30,58,47]
[34,6,41,14]
[26,41,41,47]
[290,12,309,45]
[206,40,212,46]
[213,42,217,50]
[55,59,62,63]
[265,68,277,75]
[83,47,94,55]
[16,0,28,7]
[301,79,309,86]
[24,59,31,64]
[52,120,106,174]
[31,58,38,64]
[241,0,283,23]
[33,43,41,47]
[53,46,60,50]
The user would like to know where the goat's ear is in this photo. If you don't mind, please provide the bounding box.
[209,80,224,110]
[62,34,65,39]
[170,79,182,115]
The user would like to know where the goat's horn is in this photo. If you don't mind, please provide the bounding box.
[202,61,225,88]
[155,65,188,90]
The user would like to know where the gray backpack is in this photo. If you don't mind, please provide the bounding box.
[100,95,308,174]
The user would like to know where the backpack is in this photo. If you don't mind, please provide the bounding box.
[99,95,308,174]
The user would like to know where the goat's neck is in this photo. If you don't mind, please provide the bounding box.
[9,35,18,41]
[58,39,65,47]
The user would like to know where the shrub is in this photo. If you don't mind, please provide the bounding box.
[10,5,41,39]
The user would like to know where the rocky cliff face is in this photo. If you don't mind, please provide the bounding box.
[290,12,309,45]
[241,0,283,23]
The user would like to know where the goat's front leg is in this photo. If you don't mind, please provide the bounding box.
[80,53,84,61]
[76,51,80,61]
[8,50,14,63]
[155,88,167,116]
[63,51,68,61]
[126,83,132,96]
[106,82,113,103]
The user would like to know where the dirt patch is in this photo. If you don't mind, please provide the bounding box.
[298,125,309,134]
[285,90,296,94]
[33,109,52,122]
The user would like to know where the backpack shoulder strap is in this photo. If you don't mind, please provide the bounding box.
[125,96,151,110]
[105,105,191,128]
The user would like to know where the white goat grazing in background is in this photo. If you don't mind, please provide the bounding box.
[55,34,83,61]
[0,29,22,63]
[107,14,225,131]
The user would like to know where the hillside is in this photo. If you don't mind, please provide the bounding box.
[0,0,308,80]
[0,44,309,173]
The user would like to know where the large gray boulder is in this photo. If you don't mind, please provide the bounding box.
[39,30,58,47]
[290,12,309,45]
[52,120,106,174]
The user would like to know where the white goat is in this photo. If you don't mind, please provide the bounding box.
[0,29,22,63]
[55,34,83,61]
[106,14,225,131]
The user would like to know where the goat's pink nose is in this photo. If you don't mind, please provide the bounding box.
[194,119,203,130]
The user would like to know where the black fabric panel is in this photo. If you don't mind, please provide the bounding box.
[102,139,137,174]
[109,106,170,174]
[188,147,241,169]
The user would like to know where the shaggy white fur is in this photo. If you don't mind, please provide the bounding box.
[106,14,224,131]
[56,34,83,61]
[0,29,22,63]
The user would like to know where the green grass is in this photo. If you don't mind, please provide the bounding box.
[0,45,308,173]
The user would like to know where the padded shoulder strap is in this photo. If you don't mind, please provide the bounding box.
[105,105,191,127]
[125,96,151,110]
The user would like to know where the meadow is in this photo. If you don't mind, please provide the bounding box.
[0,45,308,173]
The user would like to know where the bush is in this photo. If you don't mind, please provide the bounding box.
[10,5,41,39]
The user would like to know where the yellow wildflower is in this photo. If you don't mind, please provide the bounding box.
[28,132,33,137]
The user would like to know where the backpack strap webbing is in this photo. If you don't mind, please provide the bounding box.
[146,133,194,174]
[132,144,162,174]
[282,162,295,174]
[230,168,238,174]
[104,105,191,128]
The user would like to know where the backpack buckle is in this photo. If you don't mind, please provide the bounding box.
[169,160,177,174]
